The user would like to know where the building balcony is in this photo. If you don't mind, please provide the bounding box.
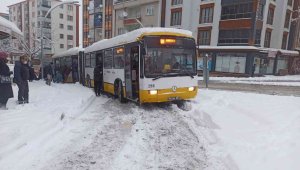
[123,17,141,25]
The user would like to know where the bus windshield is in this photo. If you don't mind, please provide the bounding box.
[144,36,196,78]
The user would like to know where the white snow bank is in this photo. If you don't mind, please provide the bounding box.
[0,81,94,169]
[199,75,300,81]
[198,75,300,86]
[187,90,300,170]
[85,27,193,53]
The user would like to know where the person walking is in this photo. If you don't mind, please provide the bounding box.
[14,55,30,104]
[93,65,102,96]
[45,63,53,85]
[0,52,13,109]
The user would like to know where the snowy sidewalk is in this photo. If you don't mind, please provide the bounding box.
[0,82,95,170]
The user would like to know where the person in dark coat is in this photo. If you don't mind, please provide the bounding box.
[45,63,53,85]
[14,55,30,104]
[93,65,102,96]
[251,64,256,77]
[0,52,13,109]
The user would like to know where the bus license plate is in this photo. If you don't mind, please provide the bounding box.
[168,97,180,101]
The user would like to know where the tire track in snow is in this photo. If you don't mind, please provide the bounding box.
[43,100,214,170]
[43,98,138,170]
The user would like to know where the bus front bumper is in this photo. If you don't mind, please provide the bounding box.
[139,87,198,103]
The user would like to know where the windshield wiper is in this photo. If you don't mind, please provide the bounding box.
[152,73,179,81]
[182,71,194,79]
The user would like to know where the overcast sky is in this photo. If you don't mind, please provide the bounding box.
[1,0,83,46]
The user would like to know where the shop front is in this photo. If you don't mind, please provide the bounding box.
[198,46,299,76]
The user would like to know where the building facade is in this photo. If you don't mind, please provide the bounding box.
[161,0,299,75]
[113,0,160,36]
[82,0,114,47]
[8,0,79,62]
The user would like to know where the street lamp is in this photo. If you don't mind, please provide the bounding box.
[40,0,79,79]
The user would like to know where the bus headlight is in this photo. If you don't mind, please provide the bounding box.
[188,87,195,91]
[149,90,158,95]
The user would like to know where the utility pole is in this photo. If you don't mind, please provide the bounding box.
[203,53,209,88]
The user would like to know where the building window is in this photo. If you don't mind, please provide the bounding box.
[284,11,291,28]
[170,8,182,26]
[60,44,64,48]
[68,45,73,49]
[215,53,247,73]
[255,30,262,45]
[288,0,293,6]
[267,7,274,25]
[218,29,250,45]
[68,5,73,11]
[199,6,213,23]
[67,35,73,40]
[221,3,253,20]
[67,15,73,21]
[117,27,126,35]
[67,25,73,30]
[32,12,35,17]
[146,5,154,16]
[198,29,211,45]
[171,0,183,5]
[60,34,64,39]
[60,5,63,9]
[32,2,35,7]
[60,24,64,29]
[60,13,63,19]
[264,30,272,48]
[282,33,288,49]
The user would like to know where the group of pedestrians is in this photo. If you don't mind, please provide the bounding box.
[0,53,31,109]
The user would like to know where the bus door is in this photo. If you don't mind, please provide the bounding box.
[72,56,79,83]
[79,52,85,85]
[125,45,140,100]
[96,52,103,90]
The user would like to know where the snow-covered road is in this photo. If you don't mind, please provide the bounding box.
[1,81,300,170]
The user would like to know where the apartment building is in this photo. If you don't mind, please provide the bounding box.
[288,0,300,50]
[82,0,113,47]
[8,0,79,63]
[161,0,299,75]
[113,0,160,36]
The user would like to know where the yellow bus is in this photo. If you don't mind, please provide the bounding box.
[84,28,198,105]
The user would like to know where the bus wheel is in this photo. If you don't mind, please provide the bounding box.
[117,81,125,103]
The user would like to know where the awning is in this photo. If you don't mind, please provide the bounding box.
[0,16,23,40]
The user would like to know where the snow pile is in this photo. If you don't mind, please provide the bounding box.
[0,81,94,170]
[199,75,300,86]
[85,27,193,53]
[185,90,300,170]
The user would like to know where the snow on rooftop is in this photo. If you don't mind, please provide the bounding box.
[53,47,84,58]
[0,16,23,38]
[85,27,193,53]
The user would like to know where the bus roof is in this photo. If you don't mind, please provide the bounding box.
[53,47,84,59]
[85,27,193,53]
